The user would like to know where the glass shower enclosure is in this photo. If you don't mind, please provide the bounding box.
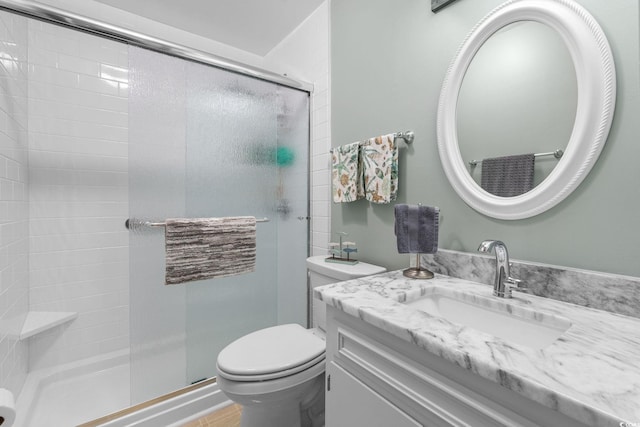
[128,48,310,402]
[0,7,310,424]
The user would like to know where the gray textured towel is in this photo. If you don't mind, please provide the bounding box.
[480,153,535,197]
[165,217,256,285]
[394,204,439,254]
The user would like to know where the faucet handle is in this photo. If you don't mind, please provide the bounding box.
[505,277,529,294]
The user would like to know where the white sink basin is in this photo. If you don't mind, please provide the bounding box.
[403,286,571,350]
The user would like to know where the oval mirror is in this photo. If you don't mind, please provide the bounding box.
[437,0,616,220]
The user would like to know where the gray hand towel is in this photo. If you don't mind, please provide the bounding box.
[480,153,535,197]
[165,216,256,285]
[394,204,439,254]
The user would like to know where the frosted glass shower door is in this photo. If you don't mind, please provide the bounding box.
[129,45,310,401]
[129,48,188,404]
[184,63,310,383]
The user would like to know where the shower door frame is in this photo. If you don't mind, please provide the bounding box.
[0,0,313,92]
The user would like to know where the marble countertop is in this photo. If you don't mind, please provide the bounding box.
[314,271,640,426]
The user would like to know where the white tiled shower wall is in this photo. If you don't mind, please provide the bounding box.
[26,21,130,371]
[0,11,29,397]
[0,8,130,396]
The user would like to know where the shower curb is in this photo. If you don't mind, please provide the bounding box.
[97,382,230,427]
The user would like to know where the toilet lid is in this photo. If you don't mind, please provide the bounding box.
[217,324,325,379]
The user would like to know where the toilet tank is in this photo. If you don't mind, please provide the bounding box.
[307,255,386,331]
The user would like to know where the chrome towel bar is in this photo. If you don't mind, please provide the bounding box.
[468,149,564,167]
[125,217,270,231]
[330,130,414,153]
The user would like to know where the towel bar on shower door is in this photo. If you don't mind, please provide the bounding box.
[125,217,270,231]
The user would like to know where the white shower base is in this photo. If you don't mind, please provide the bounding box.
[15,349,230,427]
[16,349,131,427]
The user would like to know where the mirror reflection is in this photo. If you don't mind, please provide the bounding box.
[456,21,577,196]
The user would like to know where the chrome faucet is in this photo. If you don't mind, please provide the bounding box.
[477,240,527,298]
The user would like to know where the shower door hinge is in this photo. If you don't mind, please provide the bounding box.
[327,374,331,391]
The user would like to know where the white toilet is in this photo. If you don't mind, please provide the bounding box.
[216,255,386,427]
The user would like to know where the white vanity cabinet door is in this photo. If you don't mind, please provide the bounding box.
[326,361,421,427]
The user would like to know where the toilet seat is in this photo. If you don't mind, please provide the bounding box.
[217,324,326,382]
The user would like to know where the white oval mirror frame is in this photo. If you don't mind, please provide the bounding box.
[437,0,616,220]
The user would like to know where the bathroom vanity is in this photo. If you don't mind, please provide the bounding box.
[315,272,640,426]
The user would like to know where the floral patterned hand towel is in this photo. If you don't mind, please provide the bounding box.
[332,141,363,203]
[361,134,398,204]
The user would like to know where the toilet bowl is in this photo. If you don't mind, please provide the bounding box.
[216,256,386,427]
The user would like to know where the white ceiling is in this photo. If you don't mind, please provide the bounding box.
[92,0,324,56]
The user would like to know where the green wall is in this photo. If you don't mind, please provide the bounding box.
[331,0,640,276]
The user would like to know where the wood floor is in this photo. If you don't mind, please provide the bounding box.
[181,403,242,427]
